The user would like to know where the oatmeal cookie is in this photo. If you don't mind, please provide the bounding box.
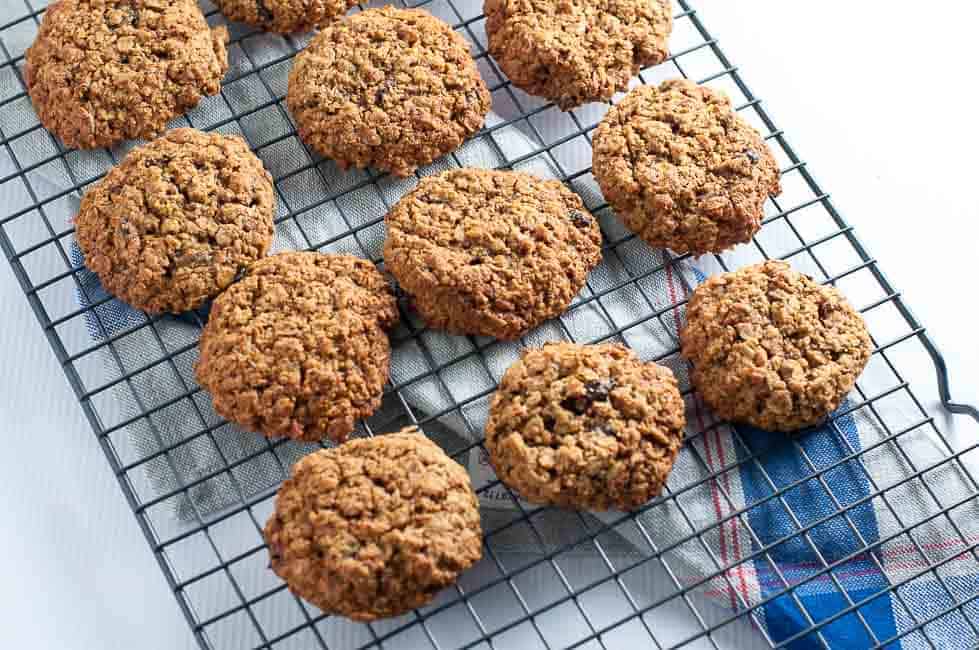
[264,428,482,620]
[384,168,602,340]
[592,79,781,255]
[287,7,491,177]
[680,260,872,431]
[485,342,686,510]
[195,251,399,442]
[485,0,672,110]
[75,128,275,313]
[214,0,357,34]
[25,0,228,149]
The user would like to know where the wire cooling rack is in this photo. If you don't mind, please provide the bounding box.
[4,1,979,649]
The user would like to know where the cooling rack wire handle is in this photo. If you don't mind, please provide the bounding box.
[921,332,979,422]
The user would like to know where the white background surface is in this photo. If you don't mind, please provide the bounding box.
[1,2,977,649]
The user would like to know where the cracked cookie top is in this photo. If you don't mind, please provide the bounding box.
[287,7,491,177]
[384,168,602,340]
[214,0,358,34]
[25,0,228,149]
[195,251,399,442]
[592,79,781,255]
[485,342,686,510]
[264,428,482,620]
[680,260,872,431]
[75,128,275,313]
[485,0,672,109]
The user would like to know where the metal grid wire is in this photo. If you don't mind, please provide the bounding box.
[3,0,979,648]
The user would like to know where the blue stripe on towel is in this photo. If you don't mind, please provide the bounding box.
[737,407,899,648]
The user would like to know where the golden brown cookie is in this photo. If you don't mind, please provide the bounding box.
[214,0,357,34]
[287,7,491,177]
[264,428,483,621]
[485,342,686,510]
[680,261,872,431]
[384,168,602,340]
[485,0,672,110]
[592,79,782,255]
[195,251,399,442]
[25,0,228,149]
[75,128,275,314]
